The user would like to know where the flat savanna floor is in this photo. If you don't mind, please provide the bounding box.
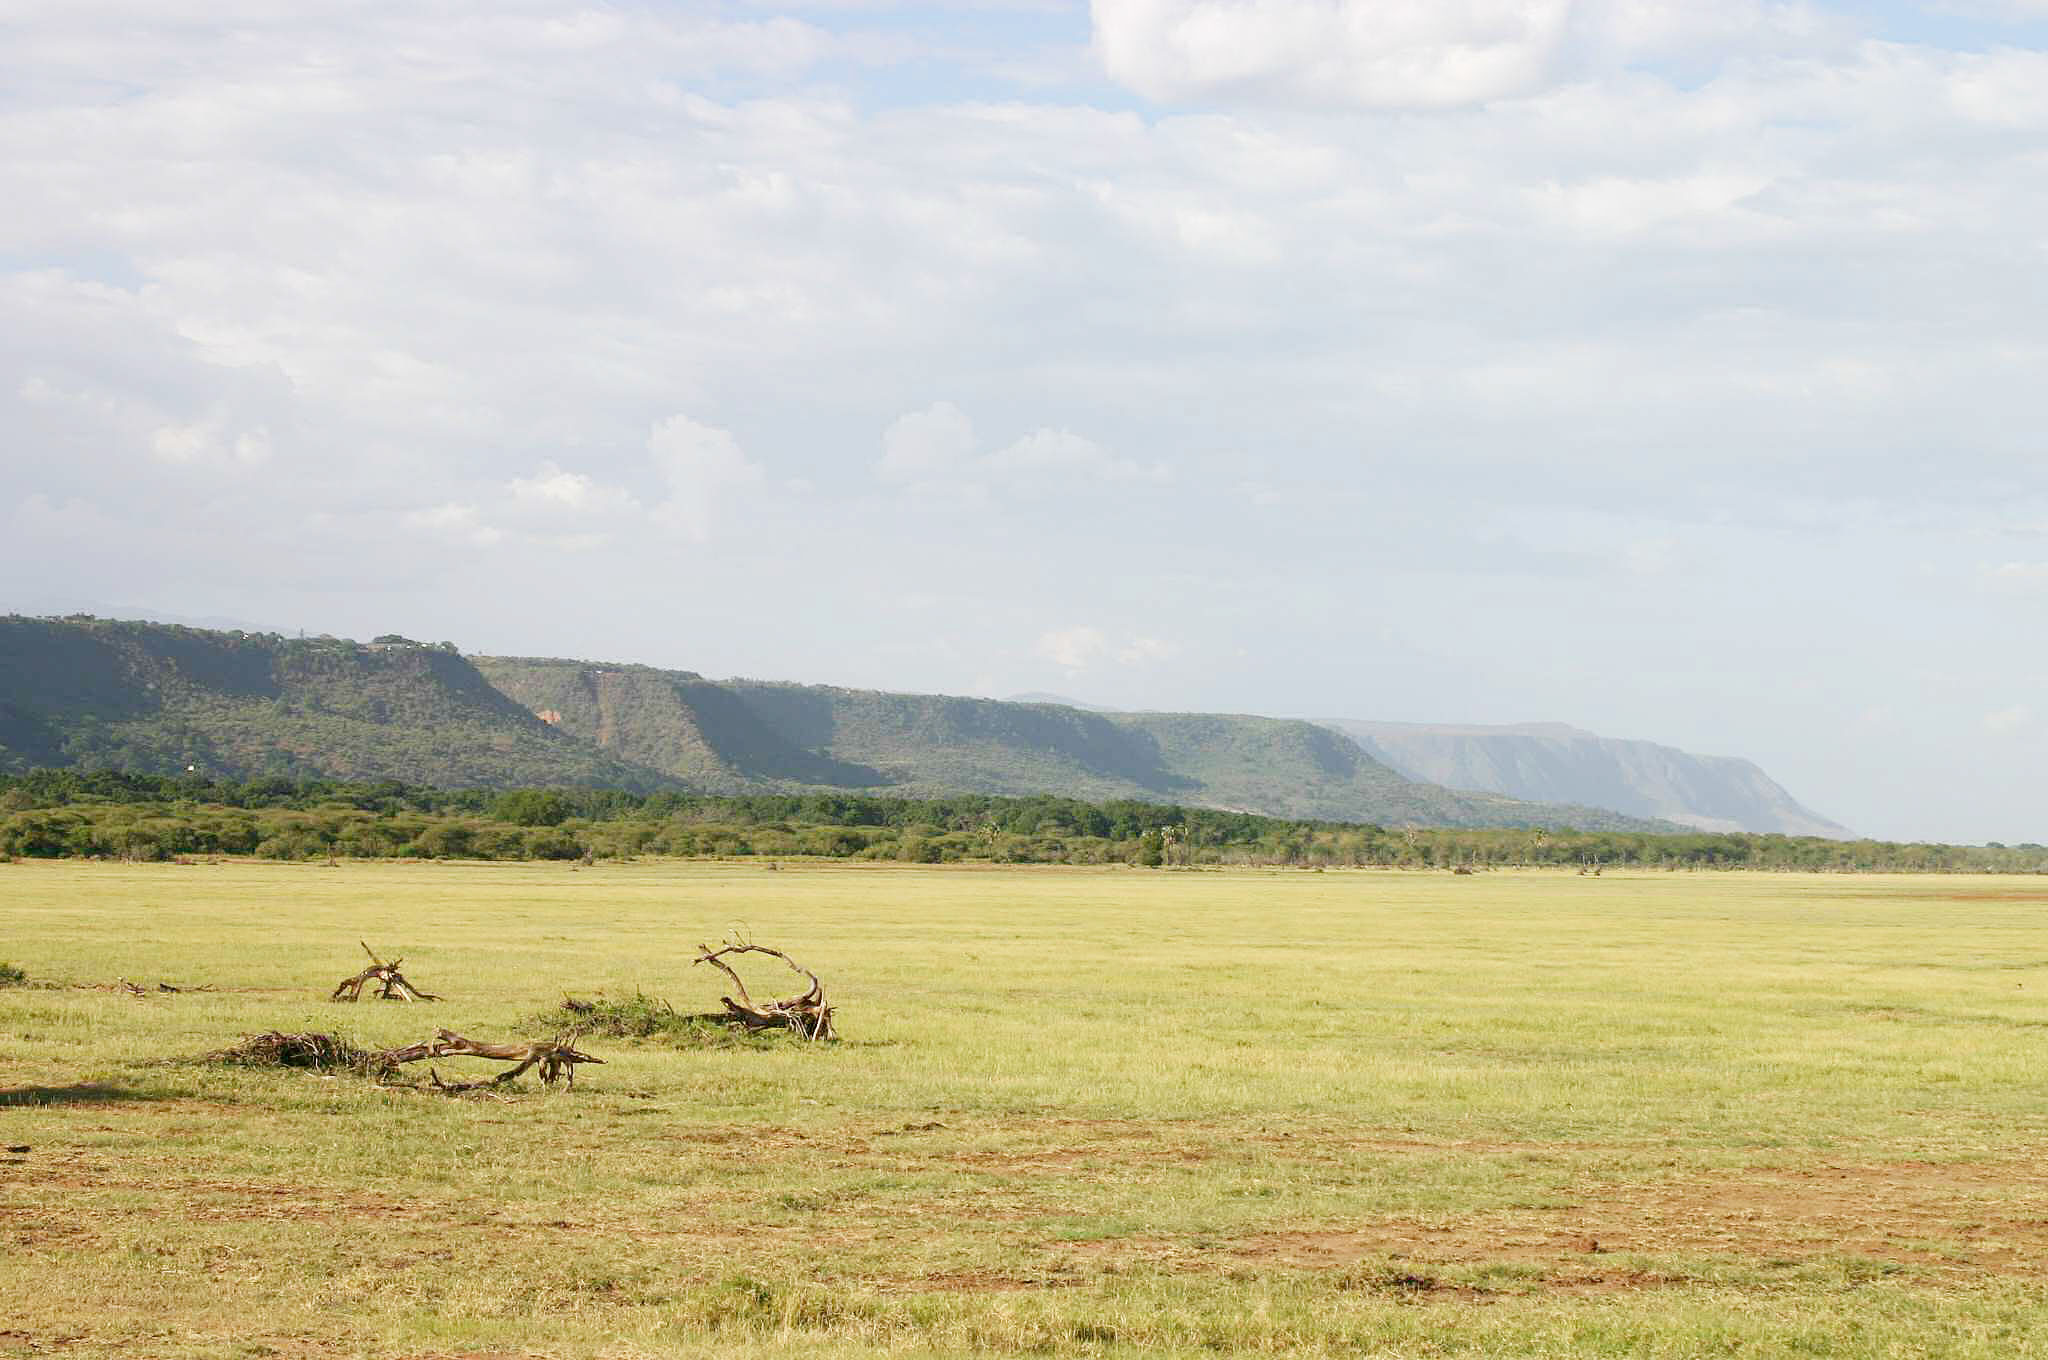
[3,860,2048,1357]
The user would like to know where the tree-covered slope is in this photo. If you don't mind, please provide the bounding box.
[1108,711,1666,829]
[0,617,1677,828]
[0,617,672,789]
[473,658,883,790]
[719,683,1199,800]
[475,659,1671,830]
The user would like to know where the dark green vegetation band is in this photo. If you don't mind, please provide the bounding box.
[0,770,2032,871]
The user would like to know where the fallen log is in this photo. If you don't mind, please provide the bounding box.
[382,1028,603,1089]
[331,941,440,1003]
[692,938,836,1041]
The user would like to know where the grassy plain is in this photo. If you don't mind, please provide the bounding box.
[3,859,2048,1358]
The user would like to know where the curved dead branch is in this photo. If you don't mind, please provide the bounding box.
[692,939,836,1041]
[379,1028,602,1089]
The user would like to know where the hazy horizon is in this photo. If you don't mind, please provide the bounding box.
[8,1,2048,844]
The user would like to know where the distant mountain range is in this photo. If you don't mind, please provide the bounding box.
[471,657,1657,829]
[1325,719,1853,839]
[1006,692,1123,712]
[0,615,1847,835]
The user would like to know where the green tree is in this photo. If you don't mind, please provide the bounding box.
[524,827,583,860]
[491,790,569,827]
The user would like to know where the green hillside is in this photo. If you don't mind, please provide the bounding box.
[473,659,883,790]
[0,617,1671,828]
[0,617,671,790]
[477,657,1669,831]
[721,682,1198,799]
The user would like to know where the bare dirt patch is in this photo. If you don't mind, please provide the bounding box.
[0,1150,419,1228]
[1086,1155,2048,1285]
[884,1269,1082,1293]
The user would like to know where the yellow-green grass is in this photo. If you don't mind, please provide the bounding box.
[3,859,2048,1358]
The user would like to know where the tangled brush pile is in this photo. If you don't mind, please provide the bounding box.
[206,1030,383,1072]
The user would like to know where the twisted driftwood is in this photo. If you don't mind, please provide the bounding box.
[380,1028,603,1090]
[332,942,440,1003]
[693,939,836,1041]
[206,1029,601,1091]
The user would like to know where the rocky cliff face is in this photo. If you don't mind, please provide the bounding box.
[1324,719,1853,838]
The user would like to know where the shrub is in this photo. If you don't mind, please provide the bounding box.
[334,822,402,858]
[412,822,476,859]
[0,962,27,987]
[469,826,529,860]
[524,827,583,861]
[0,812,74,858]
[803,827,868,857]
[531,995,798,1049]
[255,830,326,861]
[491,790,569,827]
[113,825,174,862]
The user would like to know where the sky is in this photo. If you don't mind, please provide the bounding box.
[5,0,2048,843]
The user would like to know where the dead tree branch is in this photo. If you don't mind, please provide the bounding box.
[331,941,440,1003]
[379,1028,603,1089]
[692,938,836,1040]
[118,978,209,995]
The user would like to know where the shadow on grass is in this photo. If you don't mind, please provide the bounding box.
[0,1081,163,1107]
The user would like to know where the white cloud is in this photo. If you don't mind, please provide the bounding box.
[149,422,211,464]
[12,492,126,543]
[402,464,641,554]
[1525,170,1774,238]
[879,406,1163,505]
[1092,0,1575,110]
[1572,0,1842,68]
[1985,704,2033,734]
[986,427,1169,484]
[1938,1,2048,19]
[8,0,2048,840]
[1117,635,1179,664]
[1984,561,2048,592]
[1090,0,1842,109]
[1035,625,1180,671]
[879,401,976,483]
[233,429,273,464]
[148,415,273,466]
[508,461,638,514]
[648,413,768,541]
[1623,536,1679,575]
[402,502,506,548]
[2,272,295,479]
[1037,625,1110,669]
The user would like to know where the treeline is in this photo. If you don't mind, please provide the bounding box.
[0,770,2040,872]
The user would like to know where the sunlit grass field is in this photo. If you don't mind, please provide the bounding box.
[4,858,2048,1357]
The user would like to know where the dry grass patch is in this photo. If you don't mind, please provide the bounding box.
[7,861,2048,1357]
